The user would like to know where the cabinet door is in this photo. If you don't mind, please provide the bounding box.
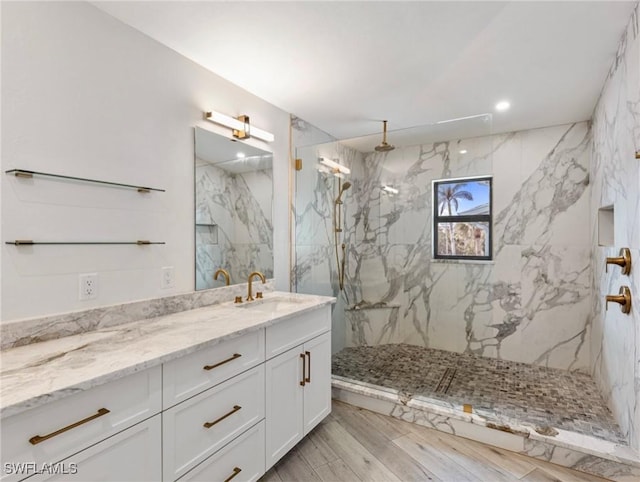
[28,416,161,482]
[303,331,332,435]
[265,346,304,471]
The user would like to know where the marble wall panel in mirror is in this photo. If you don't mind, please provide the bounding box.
[195,127,273,290]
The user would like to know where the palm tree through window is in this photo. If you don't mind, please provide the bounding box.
[433,176,492,260]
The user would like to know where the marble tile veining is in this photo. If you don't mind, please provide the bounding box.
[333,343,625,444]
[590,1,640,450]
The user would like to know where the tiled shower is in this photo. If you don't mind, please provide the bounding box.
[292,4,639,469]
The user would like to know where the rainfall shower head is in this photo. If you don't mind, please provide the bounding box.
[374,120,395,152]
[335,181,351,204]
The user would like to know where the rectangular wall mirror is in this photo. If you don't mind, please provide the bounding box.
[194,127,274,290]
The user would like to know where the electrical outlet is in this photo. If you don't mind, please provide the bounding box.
[79,273,98,301]
[161,266,175,289]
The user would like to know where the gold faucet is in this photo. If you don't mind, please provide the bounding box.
[247,271,266,301]
[606,286,632,314]
[213,268,230,286]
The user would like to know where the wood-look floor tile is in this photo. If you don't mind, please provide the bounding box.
[521,467,565,481]
[331,401,442,481]
[451,436,537,479]
[314,458,363,482]
[393,431,483,482]
[527,459,612,482]
[259,467,284,482]
[260,401,613,482]
[314,420,401,482]
[295,425,340,469]
[409,425,520,482]
[273,449,321,482]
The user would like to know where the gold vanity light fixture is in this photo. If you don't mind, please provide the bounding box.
[204,111,274,143]
[319,157,351,176]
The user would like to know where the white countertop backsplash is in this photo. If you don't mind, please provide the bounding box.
[0,290,335,419]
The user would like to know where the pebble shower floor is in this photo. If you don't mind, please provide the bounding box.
[332,344,625,444]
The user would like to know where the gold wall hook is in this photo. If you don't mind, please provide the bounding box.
[606,286,631,314]
[605,247,631,275]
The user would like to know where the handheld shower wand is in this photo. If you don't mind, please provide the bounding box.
[334,180,351,290]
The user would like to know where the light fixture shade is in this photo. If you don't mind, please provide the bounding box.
[204,111,274,142]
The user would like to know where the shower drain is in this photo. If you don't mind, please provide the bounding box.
[435,368,457,394]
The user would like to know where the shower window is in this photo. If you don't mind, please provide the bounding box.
[433,176,492,260]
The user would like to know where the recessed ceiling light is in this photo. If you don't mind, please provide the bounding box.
[495,101,510,112]
[459,149,468,154]
[236,152,245,158]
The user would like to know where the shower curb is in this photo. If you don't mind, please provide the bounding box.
[332,377,640,481]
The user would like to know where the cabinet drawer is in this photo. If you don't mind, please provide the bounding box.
[163,365,265,481]
[265,307,330,359]
[163,329,265,408]
[1,366,161,482]
[179,421,265,482]
[27,415,162,482]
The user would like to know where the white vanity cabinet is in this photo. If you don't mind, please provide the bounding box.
[264,309,332,470]
[0,366,162,482]
[1,298,333,482]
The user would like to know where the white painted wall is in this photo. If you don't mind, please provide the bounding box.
[1,2,290,322]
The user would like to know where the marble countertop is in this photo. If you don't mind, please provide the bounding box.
[0,292,335,419]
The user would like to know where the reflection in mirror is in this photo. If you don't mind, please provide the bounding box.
[194,127,273,290]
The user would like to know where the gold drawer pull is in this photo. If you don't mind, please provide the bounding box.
[305,351,311,383]
[203,353,242,371]
[203,405,241,429]
[300,353,306,386]
[29,408,110,445]
[224,467,242,482]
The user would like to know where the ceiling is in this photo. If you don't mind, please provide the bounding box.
[93,1,635,140]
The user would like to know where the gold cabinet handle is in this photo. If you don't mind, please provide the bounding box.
[203,405,241,429]
[224,467,242,482]
[300,353,306,386]
[305,351,311,383]
[203,353,242,371]
[29,408,110,445]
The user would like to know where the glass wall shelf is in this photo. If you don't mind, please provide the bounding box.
[6,240,165,246]
[5,169,165,193]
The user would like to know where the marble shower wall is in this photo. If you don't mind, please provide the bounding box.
[294,121,592,372]
[590,2,640,449]
[195,162,273,290]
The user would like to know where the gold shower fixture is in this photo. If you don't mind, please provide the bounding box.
[333,177,351,291]
[375,120,395,152]
[606,286,631,314]
[606,248,631,275]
